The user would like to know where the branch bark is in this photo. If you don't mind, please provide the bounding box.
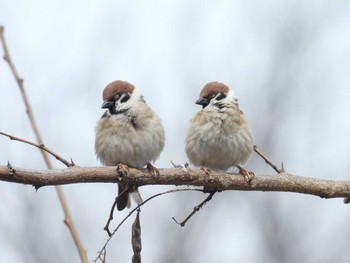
[1,165,350,200]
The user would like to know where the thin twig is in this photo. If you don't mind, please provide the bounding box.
[253,145,282,174]
[1,26,46,163]
[0,131,73,167]
[95,248,106,263]
[0,25,88,263]
[94,188,204,262]
[104,186,131,236]
[170,160,189,169]
[172,191,216,227]
[102,248,106,263]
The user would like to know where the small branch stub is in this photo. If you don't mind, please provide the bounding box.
[7,161,16,176]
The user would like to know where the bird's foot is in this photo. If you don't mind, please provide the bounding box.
[116,163,129,177]
[201,166,211,175]
[237,165,254,182]
[147,163,159,176]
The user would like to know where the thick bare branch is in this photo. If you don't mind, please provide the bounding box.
[1,165,350,200]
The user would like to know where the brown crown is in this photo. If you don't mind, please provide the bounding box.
[199,82,230,98]
[102,80,135,101]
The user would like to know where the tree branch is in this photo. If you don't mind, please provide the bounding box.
[253,145,283,174]
[0,25,88,263]
[172,191,216,226]
[0,131,73,167]
[1,165,350,200]
[94,188,204,263]
[104,185,130,236]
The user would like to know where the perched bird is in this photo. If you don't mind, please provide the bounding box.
[95,80,165,210]
[185,82,253,179]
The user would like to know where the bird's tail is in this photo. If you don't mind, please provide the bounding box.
[130,187,143,205]
[117,184,143,211]
[117,183,130,211]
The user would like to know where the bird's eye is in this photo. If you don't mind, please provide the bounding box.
[120,93,130,103]
[114,94,121,100]
[216,93,226,100]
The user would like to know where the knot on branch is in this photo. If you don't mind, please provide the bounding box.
[7,161,16,176]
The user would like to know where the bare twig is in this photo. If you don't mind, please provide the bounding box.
[1,26,46,163]
[170,160,178,168]
[104,186,131,236]
[0,131,73,167]
[94,188,204,262]
[170,160,189,171]
[0,25,88,263]
[172,191,216,227]
[95,248,106,263]
[253,145,283,174]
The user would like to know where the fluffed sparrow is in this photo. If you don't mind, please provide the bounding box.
[95,80,165,210]
[185,82,253,179]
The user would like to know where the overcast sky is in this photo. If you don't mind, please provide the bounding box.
[1,1,350,262]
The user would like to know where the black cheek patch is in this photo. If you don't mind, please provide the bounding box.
[109,107,117,115]
[216,93,226,100]
[120,93,130,103]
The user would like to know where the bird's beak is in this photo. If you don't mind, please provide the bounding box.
[195,97,209,108]
[101,100,114,109]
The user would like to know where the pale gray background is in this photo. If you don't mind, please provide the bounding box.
[1,1,350,262]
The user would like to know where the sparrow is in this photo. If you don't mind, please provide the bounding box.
[95,80,165,210]
[185,81,254,180]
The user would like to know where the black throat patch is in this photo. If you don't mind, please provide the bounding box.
[102,108,129,117]
[113,108,129,115]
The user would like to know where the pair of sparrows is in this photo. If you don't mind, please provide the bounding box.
[95,80,253,211]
